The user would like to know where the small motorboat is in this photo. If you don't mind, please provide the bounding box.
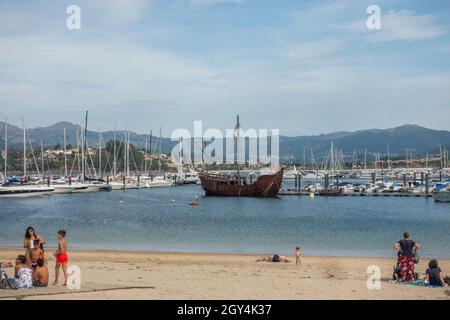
[319,189,343,196]
[189,200,200,206]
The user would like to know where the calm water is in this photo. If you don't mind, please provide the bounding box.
[0,184,449,258]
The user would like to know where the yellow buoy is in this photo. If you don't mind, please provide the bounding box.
[309,193,315,200]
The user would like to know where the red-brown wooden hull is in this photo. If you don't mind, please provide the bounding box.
[199,169,283,197]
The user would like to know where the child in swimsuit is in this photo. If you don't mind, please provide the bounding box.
[295,247,302,266]
[30,241,44,270]
[53,230,68,286]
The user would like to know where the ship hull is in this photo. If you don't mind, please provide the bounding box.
[199,169,283,197]
[434,191,450,203]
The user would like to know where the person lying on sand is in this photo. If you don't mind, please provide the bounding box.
[32,258,49,287]
[0,262,14,268]
[256,255,290,263]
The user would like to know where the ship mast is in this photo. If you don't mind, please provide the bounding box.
[234,115,240,184]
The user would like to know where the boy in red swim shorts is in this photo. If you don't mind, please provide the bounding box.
[53,230,68,286]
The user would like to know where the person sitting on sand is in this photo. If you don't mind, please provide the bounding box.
[53,230,68,286]
[393,232,420,282]
[425,259,445,287]
[295,247,302,266]
[30,240,44,270]
[14,255,33,289]
[32,258,49,287]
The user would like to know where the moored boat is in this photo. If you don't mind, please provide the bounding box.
[433,183,450,202]
[0,183,54,198]
[433,190,450,202]
[318,189,343,196]
[199,169,283,197]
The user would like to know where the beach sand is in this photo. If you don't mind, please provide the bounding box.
[0,248,449,300]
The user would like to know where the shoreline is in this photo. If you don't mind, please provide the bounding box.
[1,248,449,300]
[1,246,449,260]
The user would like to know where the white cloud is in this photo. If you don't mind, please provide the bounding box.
[282,38,346,60]
[189,0,245,7]
[364,10,447,42]
[83,0,153,24]
[0,35,218,119]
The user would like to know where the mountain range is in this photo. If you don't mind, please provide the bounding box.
[0,121,449,163]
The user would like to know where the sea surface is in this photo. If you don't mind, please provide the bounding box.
[0,182,449,258]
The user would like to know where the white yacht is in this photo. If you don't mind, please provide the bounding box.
[0,183,55,198]
[141,176,173,188]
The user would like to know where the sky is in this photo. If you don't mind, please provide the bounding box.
[0,0,449,136]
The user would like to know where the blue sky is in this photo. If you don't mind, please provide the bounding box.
[0,0,449,136]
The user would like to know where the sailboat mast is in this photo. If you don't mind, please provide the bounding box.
[98,129,102,178]
[40,140,45,178]
[63,128,68,177]
[113,123,117,177]
[23,118,26,177]
[330,141,334,175]
[364,148,367,170]
[149,130,152,170]
[82,111,88,181]
[144,135,148,174]
[76,128,81,173]
[158,127,162,174]
[387,145,390,171]
[4,120,7,178]
[127,130,130,176]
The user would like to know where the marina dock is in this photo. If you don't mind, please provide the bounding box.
[279,190,433,197]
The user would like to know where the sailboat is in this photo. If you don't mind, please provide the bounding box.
[139,127,173,188]
[198,116,283,197]
[0,120,54,198]
[51,111,106,193]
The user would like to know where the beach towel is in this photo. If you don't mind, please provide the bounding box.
[399,280,443,288]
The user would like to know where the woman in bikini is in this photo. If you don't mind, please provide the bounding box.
[23,227,46,268]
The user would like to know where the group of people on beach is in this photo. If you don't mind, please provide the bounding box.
[0,227,69,289]
[393,232,446,287]
[255,232,446,287]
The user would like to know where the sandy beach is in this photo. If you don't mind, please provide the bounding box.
[0,248,449,300]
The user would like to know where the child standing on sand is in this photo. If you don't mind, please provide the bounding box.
[295,247,302,266]
[53,230,68,286]
[30,240,44,270]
